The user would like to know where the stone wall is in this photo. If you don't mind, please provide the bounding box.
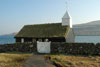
[0,42,37,53]
[51,42,100,56]
[0,42,100,56]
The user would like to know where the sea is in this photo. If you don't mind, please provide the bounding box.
[75,36,100,44]
[0,35,15,44]
[0,35,100,44]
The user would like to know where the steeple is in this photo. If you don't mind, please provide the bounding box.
[62,10,71,19]
[62,1,72,28]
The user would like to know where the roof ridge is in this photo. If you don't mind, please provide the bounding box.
[24,23,61,26]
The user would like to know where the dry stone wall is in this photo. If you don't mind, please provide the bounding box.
[51,42,100,56]
[0,42,100,56]
[0,42,37,53]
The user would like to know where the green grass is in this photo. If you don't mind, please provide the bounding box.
[45,55,100,67]
[0,53,32,67]
[15,23,69,38]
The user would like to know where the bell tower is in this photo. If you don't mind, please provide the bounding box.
[62,0,72,28]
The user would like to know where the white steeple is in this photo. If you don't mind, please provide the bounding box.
[62,11,71,19]
[62,1,72,28]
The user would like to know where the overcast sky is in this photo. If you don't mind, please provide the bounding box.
[0,0,100,35]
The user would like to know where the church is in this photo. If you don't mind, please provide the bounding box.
[15,8,75,43]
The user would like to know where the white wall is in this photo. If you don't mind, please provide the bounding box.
[65,28,75,43]
[62,18,72,28]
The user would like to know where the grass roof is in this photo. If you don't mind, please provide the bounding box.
[15,23,69,38]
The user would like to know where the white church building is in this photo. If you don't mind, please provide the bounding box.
[15,6,75,43]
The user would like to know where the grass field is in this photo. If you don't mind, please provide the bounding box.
[46,55,100,67]
[0,53,32,67]
[0,53,100,67]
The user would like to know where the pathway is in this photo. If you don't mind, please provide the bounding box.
[23,54,55,67]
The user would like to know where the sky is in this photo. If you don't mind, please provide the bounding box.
[0,0,100,35]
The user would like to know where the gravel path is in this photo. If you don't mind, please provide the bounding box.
[23,54,55,67]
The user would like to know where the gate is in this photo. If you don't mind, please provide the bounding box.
[37,41,51,53]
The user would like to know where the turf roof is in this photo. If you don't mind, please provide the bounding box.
[15,23,69,38]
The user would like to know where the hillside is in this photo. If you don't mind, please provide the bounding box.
[74,20,100,28]
[73,20,100,36]
[0,33,17,36]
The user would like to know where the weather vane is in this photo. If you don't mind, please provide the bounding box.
[66,0,69,11]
